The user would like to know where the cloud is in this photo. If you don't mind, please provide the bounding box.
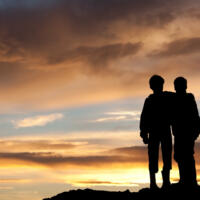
[106,111,141,116]
[0,142,200,170]
[12,113,64,128]
[0,139,79,152]
[74,180,137,186]
[47,42,142,67]
[150,37,200,57]
[94,116,127,123]
[0,131,141,152]
[94,111,141,122]
[109,146,147,156]
[0,152,145,168]
[0,144,149,168]
[0,0,178,64]
[0,178,29,184]
[0,0,200,112]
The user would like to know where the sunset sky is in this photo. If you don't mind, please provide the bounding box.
[1,0,200,200]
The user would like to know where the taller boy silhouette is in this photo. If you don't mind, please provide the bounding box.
[172,77,200,187]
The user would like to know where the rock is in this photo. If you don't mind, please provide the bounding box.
[43,184,200,200]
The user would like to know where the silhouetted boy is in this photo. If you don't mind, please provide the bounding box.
[172,77,200,187]
[140,75,172,189]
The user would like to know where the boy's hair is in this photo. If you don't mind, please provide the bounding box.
[174,77,187,88]
[149,75,164,90]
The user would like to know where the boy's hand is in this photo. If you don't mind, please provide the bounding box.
[142,136,149,144]
[140,131,149,144]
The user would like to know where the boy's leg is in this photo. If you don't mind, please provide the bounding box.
[148,135,159,189]
[150,171,157,189]
[184,140,197,187]
[161,170,170,188]
[188,140,197,186]
[174,136,184,184]
[177,161,185,184]
[161,133,172,188]
[175,137,197,186]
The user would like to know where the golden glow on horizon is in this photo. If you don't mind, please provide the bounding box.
[0,132,199,191]
[0,163,181,187]
[0,133,193,189]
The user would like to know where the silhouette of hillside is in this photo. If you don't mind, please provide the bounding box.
[43,184,200,200]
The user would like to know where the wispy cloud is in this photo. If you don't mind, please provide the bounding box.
[95,116,127,122]
[12,113,64,128]
[105,111,141,116]
[93,111,141,122]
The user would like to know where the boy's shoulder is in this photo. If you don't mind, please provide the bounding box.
[147,91,174,98]
[186,93,195,100]
[186,92,194,97]
[163,91,175,96]
[146,93,155,101]
[175,92,194,99]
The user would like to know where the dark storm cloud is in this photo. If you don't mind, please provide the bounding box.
[58,0,177,28]
[47,42,142,66]
[0,0,183,64]
[0,39,25,61]
[150,37,200,57]
[0,0,200,111]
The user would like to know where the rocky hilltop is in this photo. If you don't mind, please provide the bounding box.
[43,184,200,200]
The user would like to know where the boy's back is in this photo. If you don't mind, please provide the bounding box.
[172,92,199,136]
[140,91,173,134]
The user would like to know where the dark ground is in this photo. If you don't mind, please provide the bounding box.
[43,184,200,200]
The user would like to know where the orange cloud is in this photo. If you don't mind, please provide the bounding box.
[0,152,146,169]
[0,139,78,153]
[0,143,199,170]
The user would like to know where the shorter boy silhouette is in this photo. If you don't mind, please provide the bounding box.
[172,77,200,187]
[140,75,172,189]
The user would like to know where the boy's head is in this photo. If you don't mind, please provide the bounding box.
[174,77,187,93]
[149,75,164,93]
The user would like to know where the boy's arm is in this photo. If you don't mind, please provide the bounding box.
[140,98,150,144]
[190,94,200,140]
[164,91,175,135]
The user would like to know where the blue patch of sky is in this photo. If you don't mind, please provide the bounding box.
[0,97,144,137]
